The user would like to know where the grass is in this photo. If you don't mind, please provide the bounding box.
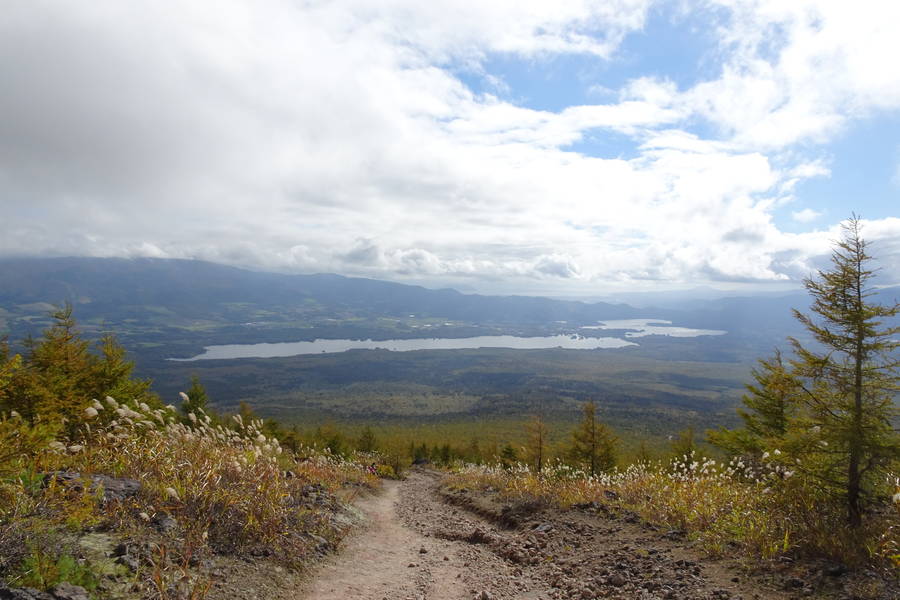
[0,400,380,597]
[445,454,900,571]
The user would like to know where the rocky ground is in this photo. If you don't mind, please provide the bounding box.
[299,468,897,600]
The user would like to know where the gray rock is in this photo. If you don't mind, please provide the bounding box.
[50,583,89,600]
[154,515,178,533]
[0,585,54,600]
[115,554,140,572]
[43,472,141,503]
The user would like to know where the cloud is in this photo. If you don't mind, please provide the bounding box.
[792,208,822,223]
[0,0,897,294]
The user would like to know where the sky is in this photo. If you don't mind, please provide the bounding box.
[1,0,899,296]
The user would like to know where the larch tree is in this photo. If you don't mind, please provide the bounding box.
[357,425,377,452]
[788,216,899,527]
[525,413,549,473]
[569,401,618,475]
[708,349,801,457]
[1,305,157,433]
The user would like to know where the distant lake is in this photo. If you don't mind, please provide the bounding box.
[171,334,637,361]
[582,319,727,338]
[169,318,728,361]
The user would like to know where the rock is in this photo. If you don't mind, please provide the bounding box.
[43,472,142,503]
[154,515,178,534]
[419,546,428,554]
[116,554,140,572]
[466,528,493,544]
[50,583,90,600]
[0,584,55,600]
[608,573,626,587]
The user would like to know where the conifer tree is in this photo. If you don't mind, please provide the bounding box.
[708,350,800,456]
[669,426,703,469]
[525,413,549,473]
[569,401,618,475]
[357,425,377,452]
[788,216,899,527]
[499,442,518,469]
[0,339,22,409]
[2,305,156,430]
[92,334,154,403]
[181,375,209,418]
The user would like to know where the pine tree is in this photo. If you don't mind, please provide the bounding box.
[181,375,209,418]
[788,216,899,527]
[708,349,800,456]
[569,401,618,475]
[357,426,377,452]
[525,414,549,473]
[499,442,518,469]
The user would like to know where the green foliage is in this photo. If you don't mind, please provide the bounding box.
[356,426,377,452]
[568,401,618,475]
[180,375,209,420]
[0,413,58,477]
[669,427,698,463]
[0,305,158,435]
[499,442,518,469]
[708,350,799,456]
[12,547,99,593]
[313,423,347,456]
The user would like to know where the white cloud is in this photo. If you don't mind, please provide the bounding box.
[792,208,822,223]
[682,0,900,148]
[0,0,897,293]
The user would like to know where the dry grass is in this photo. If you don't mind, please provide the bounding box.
[446,454,900,571]
[0,399,379,597]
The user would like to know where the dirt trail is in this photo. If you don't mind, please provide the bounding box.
[299,470,552,599]
[297,475,469,600]
[300,469,800,600]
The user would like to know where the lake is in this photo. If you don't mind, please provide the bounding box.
[171,334,636,361]
[582,319,727,338]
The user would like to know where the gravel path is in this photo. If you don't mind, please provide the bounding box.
[299,469,799,600]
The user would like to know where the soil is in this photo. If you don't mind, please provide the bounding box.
[297,468,893,600]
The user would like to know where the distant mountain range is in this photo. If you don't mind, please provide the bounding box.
[0,256,648,326]
[1,256,896,347]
